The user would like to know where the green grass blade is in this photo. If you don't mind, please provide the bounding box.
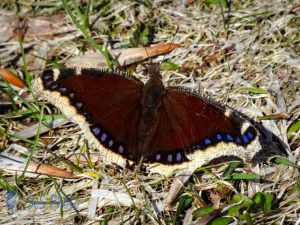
[275,156,300,169]
[240,87,269,94]
[62,0,116,69]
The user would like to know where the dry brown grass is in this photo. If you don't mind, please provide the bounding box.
[0,0,299,224]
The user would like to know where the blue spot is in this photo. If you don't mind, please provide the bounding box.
[76,102,83,109]
[193,144,201,150]
[242,135,249,143]
[101,133,107,142]
[43,75,51,81]
[167,154,173,162]
[51,84,58,90]
[156,153,161,161]
[236,137,241,144]
[45,80,53,86]
[92,127,100,135]
[247,131,253,139]
[69,92,75,98]
[216,134,222,141]
[108,140,114,147]
[204,138,211,145]
[59,87,67,92]
[118,145,124,154]
[226,134,233,141]
[176,152,182,162]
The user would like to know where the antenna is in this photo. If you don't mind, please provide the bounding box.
[144,45,150,63]
[160,26,179,65]
[138,23,151,63]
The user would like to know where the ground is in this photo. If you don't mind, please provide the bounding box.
[0,1,299,224]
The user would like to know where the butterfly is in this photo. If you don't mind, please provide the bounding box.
[32,63,262,175]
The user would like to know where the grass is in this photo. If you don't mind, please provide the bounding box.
[0,0,299,224]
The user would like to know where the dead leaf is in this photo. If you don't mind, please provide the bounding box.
[0,152,79,179]
[0,68,26,88]
[65,43,180,68]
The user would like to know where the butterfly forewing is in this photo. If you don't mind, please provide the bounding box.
[36,68,143,160]
[146,88,257,164]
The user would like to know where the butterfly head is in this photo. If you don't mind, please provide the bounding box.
[144,63,162,79]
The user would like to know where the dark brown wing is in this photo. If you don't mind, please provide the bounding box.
[39,68,143,159]
[146,87,258,164]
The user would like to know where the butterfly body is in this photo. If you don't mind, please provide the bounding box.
[32,64,262,174]
[138,64,166,160]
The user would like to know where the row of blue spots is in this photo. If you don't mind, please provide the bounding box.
[151,130,255,163]
[42,72,57,90]
[47,81,92,120]
[42,72,126,156]
[42,72,73,98]
[43,74,77,100]
[191,130,255,150]
[91,127,125,154]
[43,78,58,91]
[43,71,69,92]
[56,87,85,112]
[154,151,184,163]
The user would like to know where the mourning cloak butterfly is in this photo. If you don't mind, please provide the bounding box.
[32,64,262,174]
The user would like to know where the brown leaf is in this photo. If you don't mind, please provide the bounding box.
[0,152,79,179]
[0,68,26,88]
[65,43,180,68]
[30,162,80,179]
